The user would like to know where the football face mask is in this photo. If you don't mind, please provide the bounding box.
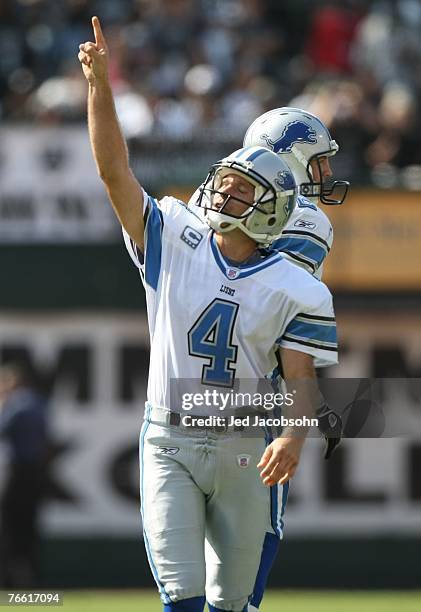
[206,167,272,220]
[302,149,350,206]
[197,146,297,245]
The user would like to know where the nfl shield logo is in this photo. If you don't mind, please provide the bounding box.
[227,268,240,280]
[237,454,251,468]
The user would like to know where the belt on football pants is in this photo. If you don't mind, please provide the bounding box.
[144,403,247,434]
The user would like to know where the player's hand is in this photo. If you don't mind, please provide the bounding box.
[257,436,305,486]
[78,16,109,84]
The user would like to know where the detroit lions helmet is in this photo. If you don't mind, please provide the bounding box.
[197,146,297,245]
[243,107,349,205]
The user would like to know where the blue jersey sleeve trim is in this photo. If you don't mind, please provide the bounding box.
[272,235,327,270]
[282,229,331,251]
[282,318,337,344]
[144,197,164,291]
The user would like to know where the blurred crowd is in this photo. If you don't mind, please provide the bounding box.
[1,0,421,186]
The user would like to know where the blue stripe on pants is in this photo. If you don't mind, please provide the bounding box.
[249,532,280,608]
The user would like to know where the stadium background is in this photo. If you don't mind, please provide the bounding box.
[0,0,420,598]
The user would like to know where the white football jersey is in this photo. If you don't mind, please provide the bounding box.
[188,189,333,280]
[124,190,337,410]
[271,195,333,279]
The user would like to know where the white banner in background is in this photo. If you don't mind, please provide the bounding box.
[0,127,119,242]
[0,313,420,536]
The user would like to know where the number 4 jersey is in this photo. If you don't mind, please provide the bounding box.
[123,190,338,410]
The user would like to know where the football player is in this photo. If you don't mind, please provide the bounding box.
[244,107,349,279]
[79,17,339,612]
[243,108,349,611]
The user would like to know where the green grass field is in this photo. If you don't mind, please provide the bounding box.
[10,590,421,611]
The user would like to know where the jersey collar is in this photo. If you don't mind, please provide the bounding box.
[209,232,282,280]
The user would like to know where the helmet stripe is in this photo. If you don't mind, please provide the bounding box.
[245,148,268,162]
[232,148,251,160]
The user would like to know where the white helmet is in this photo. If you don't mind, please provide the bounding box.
[197,146,297,245]
[243,107,349,205]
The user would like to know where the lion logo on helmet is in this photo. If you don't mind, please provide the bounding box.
[274,170,294,190]
[262,120,317,153]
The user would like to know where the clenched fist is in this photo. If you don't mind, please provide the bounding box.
[78,16,109,84]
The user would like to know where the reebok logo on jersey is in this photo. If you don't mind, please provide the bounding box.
[157,447,180,455]
[181,226,203,249]
[237,454,251,468]
[294,219,317,230]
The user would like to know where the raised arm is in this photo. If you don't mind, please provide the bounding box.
[78,16,145,248]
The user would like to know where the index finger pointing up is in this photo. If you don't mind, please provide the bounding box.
[92,15,106,49]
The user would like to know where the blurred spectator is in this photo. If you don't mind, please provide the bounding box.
[1,0,421,187]
[0,363,49,588]
[305,1,364,74]
[351,0,421,89]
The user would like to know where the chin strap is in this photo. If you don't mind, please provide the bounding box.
[316,404,343,460]
[206,211,272,245]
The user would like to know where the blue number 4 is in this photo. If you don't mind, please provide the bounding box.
[188,298,239,387]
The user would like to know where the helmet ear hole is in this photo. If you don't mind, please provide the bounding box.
[268,216,276,226]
